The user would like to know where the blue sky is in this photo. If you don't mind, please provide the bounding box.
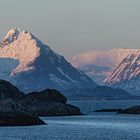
[0,0,140,58]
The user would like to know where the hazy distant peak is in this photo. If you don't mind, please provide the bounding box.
[105,49,140,85]
[71,48,138,68]
[71,48,138,84]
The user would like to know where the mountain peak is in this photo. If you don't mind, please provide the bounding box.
[0,28,44,74]
[105,49,140,84]
[4,28,20,44]
[6,28,21,37]
[0,28,96,94]
[4,28,33,45]
[104,49,140,95]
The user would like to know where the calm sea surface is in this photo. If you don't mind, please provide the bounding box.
[0,100,140,140]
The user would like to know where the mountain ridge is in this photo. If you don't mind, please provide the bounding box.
[105,49,140,95]
[71,48,137,83]
[0,28,97,95]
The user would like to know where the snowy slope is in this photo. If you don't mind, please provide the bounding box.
[0,28,97,95]
[105,50,140,95]
[71,49,137,83]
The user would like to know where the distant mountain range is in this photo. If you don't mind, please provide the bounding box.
[105,50,140,95]
[0,28,138,99]
[71,48,140,96]
[0,28,97,96]
[71,49,137,84]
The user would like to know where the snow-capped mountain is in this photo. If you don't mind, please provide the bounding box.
[105,49,140,95]
[0,28,97,95]
[71,49,137,83]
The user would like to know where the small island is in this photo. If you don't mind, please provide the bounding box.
[0,80,82,126]
[118,106,140,114]
[95,106,140,114]
[95,109,122,112]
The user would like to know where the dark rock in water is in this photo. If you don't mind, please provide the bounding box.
[0,99,45,126]
[27,102,81,116]
[0,79,82,125]
[20,89,82,116]
[0,114,45,126]
[25,89,67,104]
[0,80,25,99]
[95,109,122,112]
[119,106,140,114]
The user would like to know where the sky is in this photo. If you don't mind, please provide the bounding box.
[0,0,140,59]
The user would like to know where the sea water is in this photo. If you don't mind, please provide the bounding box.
[0,100,140,140]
